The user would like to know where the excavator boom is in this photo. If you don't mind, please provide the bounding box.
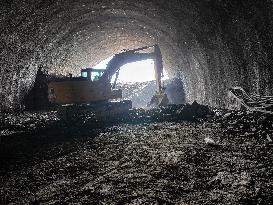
[100,45,165,95]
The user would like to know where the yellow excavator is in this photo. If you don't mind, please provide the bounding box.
[48,45,169,120]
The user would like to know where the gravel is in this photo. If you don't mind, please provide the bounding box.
[1,104,273,204]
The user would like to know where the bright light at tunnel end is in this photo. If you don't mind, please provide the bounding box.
[94,57,169,83]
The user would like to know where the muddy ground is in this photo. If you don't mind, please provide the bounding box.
[1,106,273,204]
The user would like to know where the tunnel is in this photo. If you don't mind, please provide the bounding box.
[0,0,272,112]
[1,0,273,204]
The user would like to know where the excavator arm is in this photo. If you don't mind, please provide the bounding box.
[100,45,164,94]
[100,52,154,81]
[99,44,168,107]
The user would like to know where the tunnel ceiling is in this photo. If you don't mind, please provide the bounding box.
[0,0,273,111]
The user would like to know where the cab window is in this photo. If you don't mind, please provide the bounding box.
[81,71,88,78]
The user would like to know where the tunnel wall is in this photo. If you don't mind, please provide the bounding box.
[0,0,272,112]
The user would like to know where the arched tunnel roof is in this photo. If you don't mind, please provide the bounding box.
[0,0,273,111]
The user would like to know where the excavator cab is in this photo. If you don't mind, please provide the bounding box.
[81,68,104,81]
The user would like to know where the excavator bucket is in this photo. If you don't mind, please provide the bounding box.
[148,92,169,107]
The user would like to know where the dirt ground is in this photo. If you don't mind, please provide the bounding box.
[1,118,273,204]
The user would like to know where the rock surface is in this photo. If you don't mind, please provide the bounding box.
[1,104,273,204]
[1,120,273,204]
[118,78,185,108]
[1,1,273,111]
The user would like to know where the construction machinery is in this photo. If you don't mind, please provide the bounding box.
[48,44,168,120]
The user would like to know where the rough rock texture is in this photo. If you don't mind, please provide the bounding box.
[1,102,273,204]
[0,0,273,111]
[117,79,185,108]
[1,120,273,204]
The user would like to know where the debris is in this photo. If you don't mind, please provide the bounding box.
[204,137,215,145]
[1,121,273,204]
[1,88,273,204]
[266,134,272,142]
[223,112,232,119]
[118,78,185,108]
[229,87,273,114]
[211,106,273,142]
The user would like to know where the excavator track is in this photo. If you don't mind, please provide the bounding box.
[58,100,132,122]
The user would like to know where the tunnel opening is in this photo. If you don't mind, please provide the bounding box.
[110,60,169,83]
[94,56,171,108]
[94,56,166,83]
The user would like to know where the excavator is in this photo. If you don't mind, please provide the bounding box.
[48,45,169,120]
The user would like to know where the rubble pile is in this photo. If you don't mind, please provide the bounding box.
[1,122,273,204]
[210,87,273,142]
[127,102,212,124]
[0,111,58,136]
[61,102,213,131]
[117,78,185,108]
[209,109,273,146]
[229,87,273,114]
[1,90,273,204]
[1,100,272,144]
[0,102,212,139]
[117,81,157,108]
